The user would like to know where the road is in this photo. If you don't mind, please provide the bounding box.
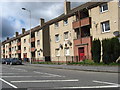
[0,64,120,90]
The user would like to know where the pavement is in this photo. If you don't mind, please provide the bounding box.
[0,64,120,90]
[24,63,120,73]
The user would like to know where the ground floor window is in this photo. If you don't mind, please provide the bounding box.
[64,48,70,56]
[55,49,60,56]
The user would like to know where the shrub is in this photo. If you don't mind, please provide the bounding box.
[91,39,101,63]
[102,37,120,64]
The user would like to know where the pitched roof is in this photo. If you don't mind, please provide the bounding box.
[2,1,106,44]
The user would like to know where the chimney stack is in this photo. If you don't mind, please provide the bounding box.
[40,18,45,26]
[15,32,19,37]
[7,37,9,40]
[64,0,71,15]
[22,28,26,34]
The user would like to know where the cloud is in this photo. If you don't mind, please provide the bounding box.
[1,2,82,41]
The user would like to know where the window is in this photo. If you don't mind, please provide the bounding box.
[24,39,26,43]
[15,46,16,50]
[55,49,60,56]
[101,21,110,33]
[65,48,70,56]
[24,47,26,51]
[63,19,68,25]
[55,34,60,42]
[100,4,108,13]
[37,40,40,46]
[38,51,40,56]
[55,22,59,28]
[37,31,39,36]
[64,32,69,40]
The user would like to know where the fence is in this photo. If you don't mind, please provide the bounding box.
[29,56,88,64]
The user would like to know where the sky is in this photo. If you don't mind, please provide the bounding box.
[0,0,89,41]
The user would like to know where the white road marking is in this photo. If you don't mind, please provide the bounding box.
[93,80,119,85]
[56,85,120,89]
[33,71,65,77]
[11,68,27,72]
[1,75,58,78]
[0,73,19,75]
[0,78,18,88]
[11,79,79,83]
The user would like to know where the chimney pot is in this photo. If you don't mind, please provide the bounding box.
[7,37,9,40]
[22,28,26,34]
[40,18,45,26]
[15,32,19,37]
[64,1,71,15]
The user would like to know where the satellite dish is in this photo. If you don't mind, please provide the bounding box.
[113,31,119,37]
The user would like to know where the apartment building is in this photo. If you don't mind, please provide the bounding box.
[49,0,119,62]
[1,0,120,63]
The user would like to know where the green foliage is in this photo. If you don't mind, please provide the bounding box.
[91,39,101,63]
[102,37,120,64]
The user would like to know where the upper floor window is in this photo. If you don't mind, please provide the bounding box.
[64,32,69,40]
[101,21,110,33]
[55,34,60,42]
[100,3,108,13]
[37,31,39,36]
[24,47,26,51]
[54,22,59,28]
[37,40,40,46]
[63,19,68,25]
[24,39,26,43]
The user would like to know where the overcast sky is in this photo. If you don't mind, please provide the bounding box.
[0,0,88,41]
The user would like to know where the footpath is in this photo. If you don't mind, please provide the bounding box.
[24,63,120,73]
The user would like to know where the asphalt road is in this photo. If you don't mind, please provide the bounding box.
[0,64,120,90]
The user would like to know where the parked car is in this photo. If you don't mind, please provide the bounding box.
[5,58,11,65]
[6,58,22,65]
[2,58,6,64]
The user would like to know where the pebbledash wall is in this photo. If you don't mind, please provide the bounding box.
[1,0,120,63]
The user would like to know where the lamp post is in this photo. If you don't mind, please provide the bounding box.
[22,8,32,64]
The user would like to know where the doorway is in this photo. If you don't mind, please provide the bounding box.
[78,47,85,61]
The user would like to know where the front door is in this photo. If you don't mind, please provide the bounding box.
[23,53,27,58]
[78,47,84,61]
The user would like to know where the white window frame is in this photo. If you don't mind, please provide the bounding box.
[55,49,60,56]
[24,39,26,43]
[100,3,108,13]
[55,34,60,42]
[101,21,110,33]
[54,22,59,28]
[64,48,70,56]
[37,40,40,46]
[64,32,69,40]
[63,19,68,25]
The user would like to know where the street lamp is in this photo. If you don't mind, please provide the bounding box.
[22,8,32,64]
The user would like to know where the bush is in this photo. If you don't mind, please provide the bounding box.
[102,37,120,64]
[91,39,101,63]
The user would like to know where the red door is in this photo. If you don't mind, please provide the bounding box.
[78,47,84,61]
[23,53,27,58]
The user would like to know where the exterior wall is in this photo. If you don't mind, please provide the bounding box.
[21,35,30,59]
[89,1,119,40]
[11,39,18,58]
[5,43,9,58]
[49,16,76,62]
[74,36,92,61]
[35,30,44,60]
[118,2,120,33]
[1,45,3,58]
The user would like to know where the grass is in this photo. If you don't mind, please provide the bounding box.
[67,60,120,66]
[32,60,120,66]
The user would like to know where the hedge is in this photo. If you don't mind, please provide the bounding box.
[91,39,101,63]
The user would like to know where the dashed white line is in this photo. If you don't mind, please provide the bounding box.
[56,85,120,89]
[11,79,79,83]
[33,71,65,77]
[0,78,18,88]
[93,80,119,85]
